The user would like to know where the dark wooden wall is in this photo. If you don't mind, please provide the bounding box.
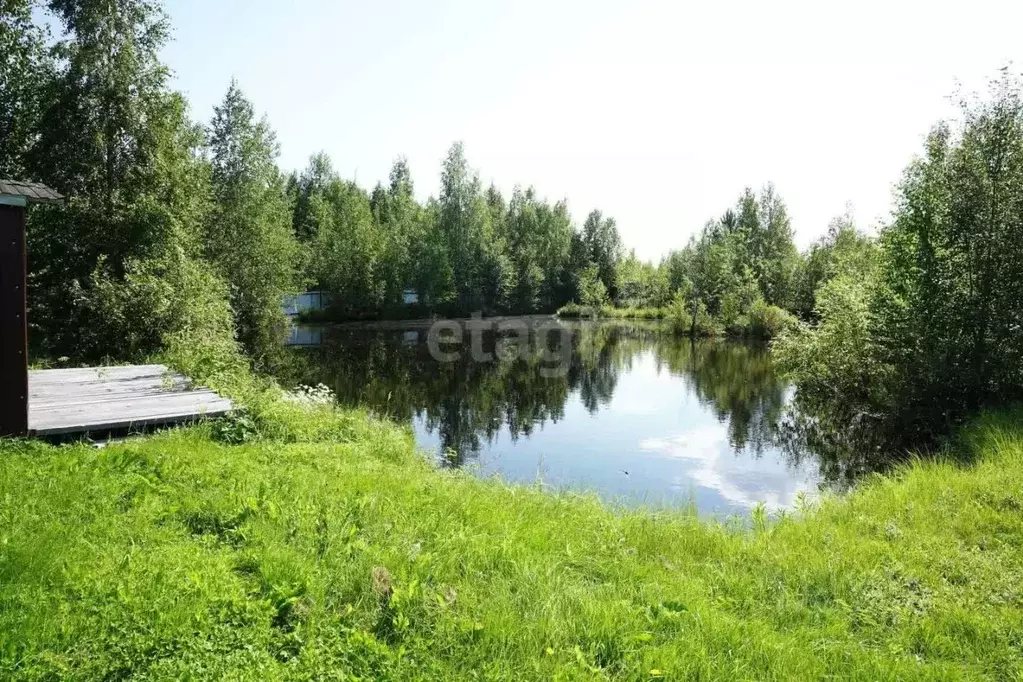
[0,205,28,437]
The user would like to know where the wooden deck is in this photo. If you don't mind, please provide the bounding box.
[28,364,233,436]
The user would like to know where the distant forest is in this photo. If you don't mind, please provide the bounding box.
[2,0,820,367]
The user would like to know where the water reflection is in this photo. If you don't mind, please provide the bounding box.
[287,318,823,515]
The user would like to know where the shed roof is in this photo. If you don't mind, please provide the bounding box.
[0,179,64,205]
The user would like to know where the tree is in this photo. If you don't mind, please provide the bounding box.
[874,69,1023,428]
[311,178,384,315]
[582,209,623,302]
[793,211,876,318]
[374,157,425,310]
[0,0,54,178]
[577,264,607,308]
[34,0,171,206]
[756,184,799,308]
[437,142,508,312]
[291,151,334,241]
[438,142,480,304]
[26,0,220,359]
[483,183,514,312]
[686,221,736,316]
[728,185,798,308]
[207,80,300,365]
[415,197,454,309]
[782,68,1023,449]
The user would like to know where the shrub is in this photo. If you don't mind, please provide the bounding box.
[745,299,797,339]
[666,293,718,337]
[86,248,242,369]
[775,274,892,440]
[556,303,593,319]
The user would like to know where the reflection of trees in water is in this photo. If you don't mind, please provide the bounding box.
[567,323,638,414]
[652,340,785,456]
[774,405,898,487]
[292,321,791,466]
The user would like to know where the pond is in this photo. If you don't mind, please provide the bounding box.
[285,317,829,516]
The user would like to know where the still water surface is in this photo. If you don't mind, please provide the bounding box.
[288,318,823,516]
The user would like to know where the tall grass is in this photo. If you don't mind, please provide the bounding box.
[557,301,796,339]
[556,303,667,320]
[2,403,1022,679]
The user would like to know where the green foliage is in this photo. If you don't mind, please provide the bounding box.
[32,0,172,204]
[663,185,801,324]
[0,3,302,373]
[777,274,885,417]
[504,187,573,313]
[85,247,239,365]
[618,251,669,308]
[782,68,1023,448]
[557,304,665,320]
[437,142,496,310]
[554,302,589,318]
[0,0,53,178]
[743,299,796,340]
[207,81,301,367]
[23,0,221,363]
[582,209,624,303]
[666,293,718,337]
[311,179,384,315]
[575,263,607,309]
[294,142,622,320]
[374,158,423,310]
[792,212,877,318]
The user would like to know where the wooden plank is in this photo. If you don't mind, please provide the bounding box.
[30,378,189,394]
[29,363,168,375]
[29,392,229,420]
[0,205,28,437]
[29,371,189,387]
[29,377,194,402]
[25,364,233,437]
[28,364,172,384]
[30,389,223,411]
[29,392,229,419]
[30,390,224,411]
[29,403,233,436]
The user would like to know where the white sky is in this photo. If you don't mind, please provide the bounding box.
[163,0,1023,260]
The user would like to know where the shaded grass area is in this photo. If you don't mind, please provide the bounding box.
[2,410,1023,680]
[557,303,668,320]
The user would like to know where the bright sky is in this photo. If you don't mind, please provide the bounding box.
[163,0,1023,261]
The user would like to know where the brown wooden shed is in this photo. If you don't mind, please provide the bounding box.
[0,180,64,436]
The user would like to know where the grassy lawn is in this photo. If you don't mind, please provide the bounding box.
[1,407,1022,680]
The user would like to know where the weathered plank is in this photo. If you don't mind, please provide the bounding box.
[26,364,233,436]
[29,378,195,405]
[29,365,172,384]
[30,390,224,413]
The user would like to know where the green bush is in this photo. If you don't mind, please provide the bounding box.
[774,274,892,444]
[666,294,718,337]
[555,302,591,318]
[745,299,797,339]
[85,248,241,366]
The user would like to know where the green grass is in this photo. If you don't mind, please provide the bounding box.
[2,405,1023,680]
[557,303,668,320]
[556,303,795,340]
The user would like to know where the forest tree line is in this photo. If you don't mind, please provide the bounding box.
[1,0,818,368]
[4,0,1023,452]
